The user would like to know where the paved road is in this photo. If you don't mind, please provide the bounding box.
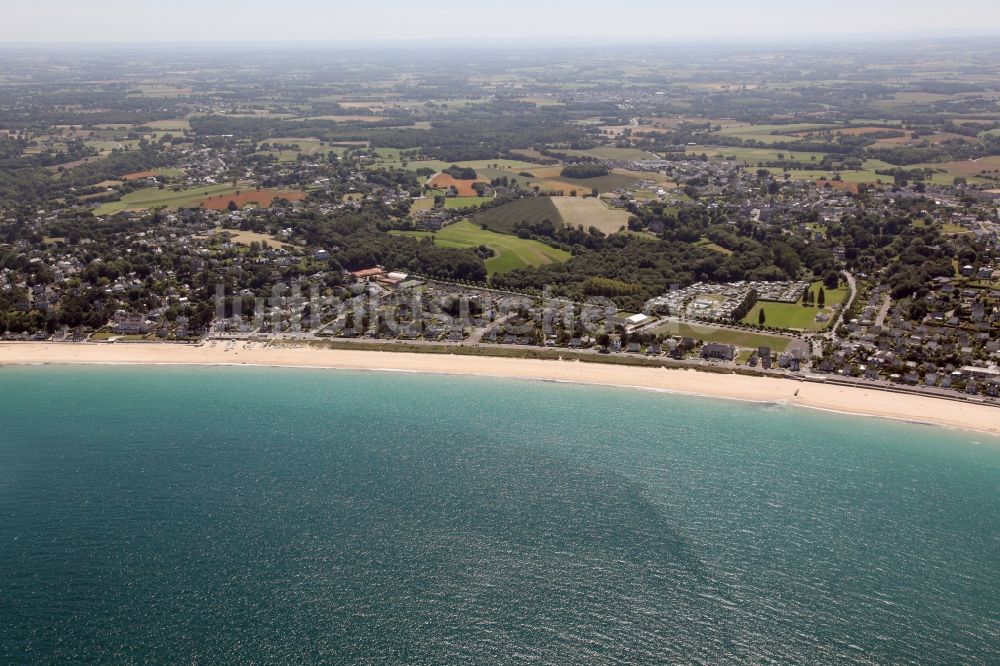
[874,294,892,329]
[829,270,857,335]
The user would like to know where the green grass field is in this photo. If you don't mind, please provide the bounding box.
[714,123,833,145]
[686,145,828,164]
[742,281,847,331]
[410,197,435,213]
[85,139,140,154]
[471,197,563,234]
[941,222,974,234]
[141,118,191,131]
[649,322,792,352]
[94,184,243,215]
[392,220,570,275]
[567,147,659,161]
[381,158,539,173]
[257,137,331,162]
[538,171,642,195]
[694,238,733,255]
[443,196,490,209]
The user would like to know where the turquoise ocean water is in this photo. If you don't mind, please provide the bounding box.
[1,366,998,664]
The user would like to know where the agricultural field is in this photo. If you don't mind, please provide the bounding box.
[290,115,387,123]
[787,167,890,185]
[257,137,331,162]
[568,147,659,161]
[614,169,675,186]
[427,173,487,197]
[94,184,249,215]
[392,220,570,275]
[472,197,562,234]
[717,122,833,139]
[141,118,191,131]
[85,139,140,154]
[199,189,308,210]
[686,145,828,164]
[130,85,193,98]
[514,96,565,107]
[521,166,644,195]
[384,158,538,173]
[911,156,1000,185]
[550,197,631,234]
[120,168,185,181]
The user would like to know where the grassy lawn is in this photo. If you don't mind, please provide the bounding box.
[695,238,733,255]
[391,220,570,275]
[90,332,150,341]
[649,322,792,352]
[443,196,490,209]
[410,197,435,213]
[95,184,244,215]
[941,222,974,234]
[742,281,846,331]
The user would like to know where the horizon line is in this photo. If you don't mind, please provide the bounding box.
[1,31,999,49]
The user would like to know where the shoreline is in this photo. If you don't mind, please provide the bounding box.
[2,342,998,437]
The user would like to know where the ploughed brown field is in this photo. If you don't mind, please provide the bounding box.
[120,170,161,181]
[428,172,486,197]
[199,189,308,210]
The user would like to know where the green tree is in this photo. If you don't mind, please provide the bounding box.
[817,287,826,308]
[758,308,766,326]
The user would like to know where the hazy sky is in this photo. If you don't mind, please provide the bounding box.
[5,0,1000,43]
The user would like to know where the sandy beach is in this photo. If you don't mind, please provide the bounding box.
[1,341,997,437]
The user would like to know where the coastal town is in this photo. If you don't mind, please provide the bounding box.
[2,42,1000,406]
[4,15,1000,666]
